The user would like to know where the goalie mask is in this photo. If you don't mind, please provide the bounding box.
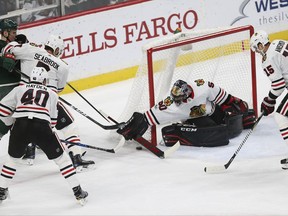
[250,30,269,54]
[170,80,192,105]
[30,67,48,84]
[45,35,64,57]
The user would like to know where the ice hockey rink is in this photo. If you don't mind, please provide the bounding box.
[1,57,288,216]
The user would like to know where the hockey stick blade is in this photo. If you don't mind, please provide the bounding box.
[164,141,180,158]
[61,138,125,153]
[204,113,264,173]
[204,165,227,173]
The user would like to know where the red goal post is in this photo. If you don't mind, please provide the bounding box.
[119,25,257,145]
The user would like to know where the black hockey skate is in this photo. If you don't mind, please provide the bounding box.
[0,187,9,203]
[69,152,95,172]
[73,185,88,205]
[22,143,36,165]
[280,158,288,170]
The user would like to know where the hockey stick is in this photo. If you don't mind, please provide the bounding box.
[135,136,180,158]
[60,138,125,153]
[66,82,112,123]
[96,110,180,158]
[14,69,122,130]
[58,97,123,130]
[204,112,264,173]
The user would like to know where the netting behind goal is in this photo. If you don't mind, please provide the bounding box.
[118,25,257,145]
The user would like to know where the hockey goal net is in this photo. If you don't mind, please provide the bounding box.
[118,25,257,145]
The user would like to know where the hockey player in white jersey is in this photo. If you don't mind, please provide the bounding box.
[2,35,95,171]
[0,67,88,205]
[250,30,288,169]
[117,79,255,147]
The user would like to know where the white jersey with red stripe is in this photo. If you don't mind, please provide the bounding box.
[0,82,58,127]
[262,39,288,100]
[144,79,228,126]
[3,42,69,93]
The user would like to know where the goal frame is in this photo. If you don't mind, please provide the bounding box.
[146,25,257,145]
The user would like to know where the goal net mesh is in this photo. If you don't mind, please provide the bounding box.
[116,25,256,144]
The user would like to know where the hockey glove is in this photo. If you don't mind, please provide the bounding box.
[221,95,248,115]
[1,53,16,72]
[261,97,276,116]
[15,34,29,44]
[242,109,256,129]
[117,112,149,140]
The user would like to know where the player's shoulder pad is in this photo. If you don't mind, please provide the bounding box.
[8,41,19,46]
[3,41,19,53]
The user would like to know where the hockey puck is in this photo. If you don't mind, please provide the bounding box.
[136,146,143,150]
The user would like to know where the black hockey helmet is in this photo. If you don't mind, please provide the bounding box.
[0,19,18,32]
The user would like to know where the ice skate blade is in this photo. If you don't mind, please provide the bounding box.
[280,158,288,170]
[77,198,87,206]
[21,159,34,166]
[76,164,96,173]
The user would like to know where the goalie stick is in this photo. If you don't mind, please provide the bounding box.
[204,112,264,173]
[135,136,180,158]
[96,110,180,158]
[60,138,125,153]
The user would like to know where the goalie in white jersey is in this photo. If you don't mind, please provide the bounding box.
[3,35,95,171]
[0,67,88,205]
[117,79,255,147]
[250,30,288,169]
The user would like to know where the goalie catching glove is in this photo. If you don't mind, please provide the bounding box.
[117,112,149,140]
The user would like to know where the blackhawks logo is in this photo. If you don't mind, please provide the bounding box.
[194,79,205,86]
[164,96,173,106]
[189,104,206,118]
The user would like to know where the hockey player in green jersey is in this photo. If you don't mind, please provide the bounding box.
[0,19,20,139]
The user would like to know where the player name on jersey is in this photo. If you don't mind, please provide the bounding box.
[34,53,60,70]
[26,83,48,91]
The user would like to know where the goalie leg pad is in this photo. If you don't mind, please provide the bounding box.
[162,123,229,147]
[224,114,243,138]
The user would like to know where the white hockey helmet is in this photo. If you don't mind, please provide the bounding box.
[30,67,48,84]
[45,35,64,57]
[250,30,269,52]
